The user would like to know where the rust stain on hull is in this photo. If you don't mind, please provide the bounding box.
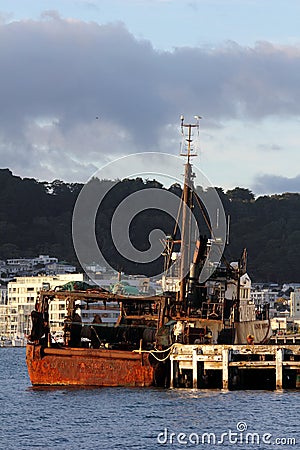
[26,344,154,387]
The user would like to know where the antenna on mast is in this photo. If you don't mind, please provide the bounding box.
[180,115,202,164]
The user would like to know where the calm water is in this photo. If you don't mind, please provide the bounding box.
[0,348,299,450]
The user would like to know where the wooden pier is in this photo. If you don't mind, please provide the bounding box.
[169,344,300,390]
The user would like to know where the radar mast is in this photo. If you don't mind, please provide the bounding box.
[179,115,201,304]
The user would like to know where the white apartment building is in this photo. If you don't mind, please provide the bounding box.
[3,255,59,276]
[45,262,76,274]
[250,288,279,308]
[1,273,84,338]
[0,284,7,304]
[290,288,300,319]
[6,255,58,266]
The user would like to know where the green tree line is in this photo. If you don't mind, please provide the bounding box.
[0,168,299,282]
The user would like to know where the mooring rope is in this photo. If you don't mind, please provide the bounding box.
[132,343,176,362]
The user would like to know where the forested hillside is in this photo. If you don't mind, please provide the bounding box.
[0,168,299,282]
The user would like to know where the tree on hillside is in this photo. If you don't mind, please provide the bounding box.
[226,187,255,202]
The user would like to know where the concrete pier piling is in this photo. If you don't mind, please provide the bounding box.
[169,344,300,390]
[222,348,229,390]
[275,348,283,390]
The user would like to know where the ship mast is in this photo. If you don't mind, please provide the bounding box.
[179,115,201,304]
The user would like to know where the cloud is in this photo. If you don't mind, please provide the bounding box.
[252,174,300,195]
[258,143,283,152]
[0,14,300,182]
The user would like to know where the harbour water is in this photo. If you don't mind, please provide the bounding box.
[0,348,299,449]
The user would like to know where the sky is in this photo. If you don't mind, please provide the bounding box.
[0,0,300,195]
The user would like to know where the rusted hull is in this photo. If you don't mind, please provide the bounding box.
[26,344,155,387]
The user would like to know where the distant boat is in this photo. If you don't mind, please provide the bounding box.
[0,337,12,347]
[12,336,26,347]
[0,334,27,347]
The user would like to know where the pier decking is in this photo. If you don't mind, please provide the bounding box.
[170,344,300,390]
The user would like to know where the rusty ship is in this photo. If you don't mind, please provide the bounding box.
[26,116,271,387]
